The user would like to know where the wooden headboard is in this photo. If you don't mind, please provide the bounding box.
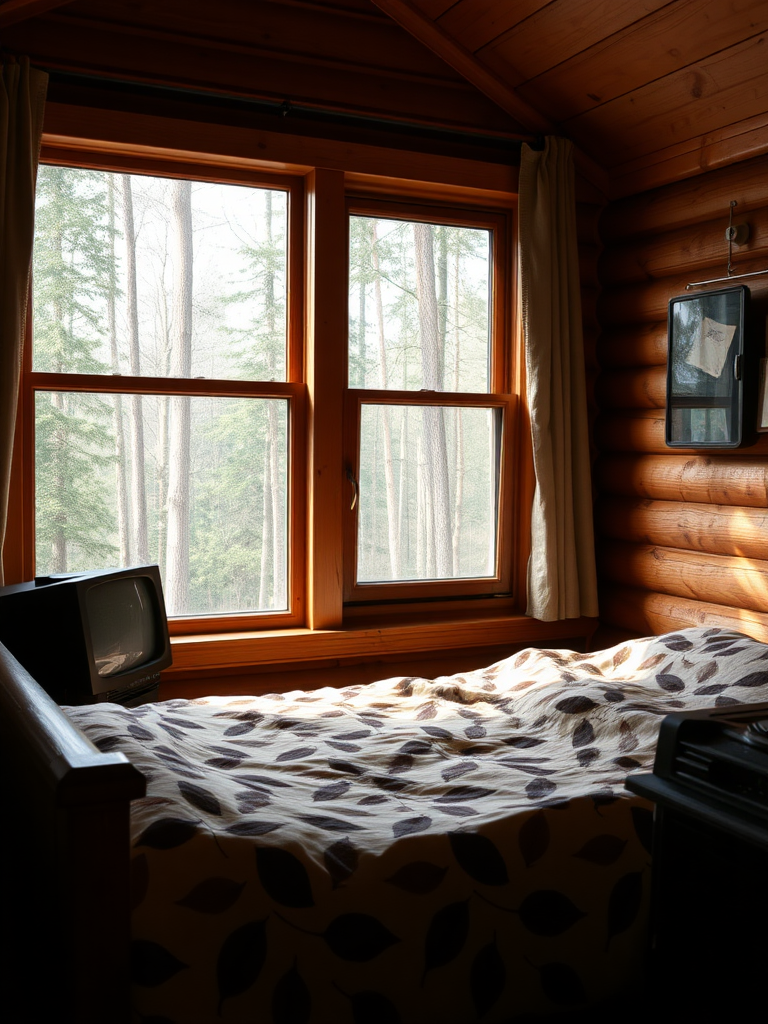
[0,643,145,1023]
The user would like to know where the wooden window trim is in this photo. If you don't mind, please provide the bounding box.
[0,109,562,678]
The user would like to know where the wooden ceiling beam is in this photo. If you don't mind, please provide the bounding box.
[370,0,609,196]
[369,0,552,136]
[0,0,76,29]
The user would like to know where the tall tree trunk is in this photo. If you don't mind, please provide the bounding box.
[413,222,452,576]
[371,221,400,578]
[51,207,67,572]
[165,179,193,614]
[108,177,130,565]
[451,251,464,574]
[121,175,149,563]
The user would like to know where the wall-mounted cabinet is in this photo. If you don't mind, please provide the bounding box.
[666,286,755,448]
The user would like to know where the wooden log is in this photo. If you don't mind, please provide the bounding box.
[598,257,768,326]
[578,242,599,289]
[601,152,768,242]
[597,540,768,615]
[595,366,666,410]
[595,412,768,455]
[599,205,768,287]
[582,326,600,371]
[595,496,768,560]
[598,584,768,646]
[597,323,667,369]
[594,454,768,507]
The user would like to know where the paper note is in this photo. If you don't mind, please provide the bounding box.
[685,316,737,378]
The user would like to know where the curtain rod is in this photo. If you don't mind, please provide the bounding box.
[44,68,533,154]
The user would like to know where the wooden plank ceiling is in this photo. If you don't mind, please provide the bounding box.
[1,0,767,197]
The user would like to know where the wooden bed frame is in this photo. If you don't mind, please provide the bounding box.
[0,642,145,1024]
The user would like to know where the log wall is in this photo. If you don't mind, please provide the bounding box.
[595,153,768,645]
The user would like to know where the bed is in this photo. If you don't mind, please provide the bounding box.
[3,625,768,1023]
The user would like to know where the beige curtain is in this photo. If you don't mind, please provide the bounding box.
[0,58,47,585]
[519,137,598,621]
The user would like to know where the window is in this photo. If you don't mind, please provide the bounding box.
[344,200,514,603]
[16,140,525,661]
[29,163,305,631]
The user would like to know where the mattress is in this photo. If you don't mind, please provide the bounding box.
[64,626,768,1023]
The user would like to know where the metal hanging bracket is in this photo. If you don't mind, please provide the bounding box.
[686,200,766,290]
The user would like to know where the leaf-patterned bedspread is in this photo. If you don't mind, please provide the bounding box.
[64,626,768,1023]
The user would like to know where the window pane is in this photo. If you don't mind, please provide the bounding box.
[33,166,287,381]
[348,216,491,392]
[35,392,288,617]
[357,404,499,583]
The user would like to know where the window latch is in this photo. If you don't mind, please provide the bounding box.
[346,468,358,511]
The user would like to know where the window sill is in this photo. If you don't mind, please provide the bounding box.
[163,612,598,680]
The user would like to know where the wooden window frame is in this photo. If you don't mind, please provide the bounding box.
[2,109,597,679]
[342,196,517,605]
[17,154,308,635]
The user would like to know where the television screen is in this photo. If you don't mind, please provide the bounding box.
[0,565,172,706]
[87,577,159,678]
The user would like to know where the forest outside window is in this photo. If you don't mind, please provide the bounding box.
[29,164,304,631]
[344,202,514,603]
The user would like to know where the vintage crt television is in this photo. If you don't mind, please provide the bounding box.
[0,564,171,706]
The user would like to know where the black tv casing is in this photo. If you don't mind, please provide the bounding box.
[0,564,172,706]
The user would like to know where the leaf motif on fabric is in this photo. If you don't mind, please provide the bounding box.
[693,683,728,695]
[421,726,453,739]
[131,940,187,987]
[572,720,594,748]
[442,761,478,782]
[225,820,283,837]
[573,834,627,865]
[696,661,718,683]
[385,861,448,894]
[372,776,409,792]
[655,674,684,692]
[324,914,399,961]
[223,722,255,737]
[206,756,245,770]
[236,773,292,788]
[576,748,600,767]
[470,936,506,1018]
[236,791,271,813]
[299,814,365,833]
[398,740,431,755]
[178,781,223,816]
[449,831,508,885]
[603,689,625,703]
[439,805,477,816]
[519,811,550,868]
[423,900,470,976]
[715,695,741,706]
[732,671,768,688]
[617,721,638,752]
[526,778,557,800]
[464,724,487,739]
[134,817,199,850]
[555,696,598,714]
[328,758,365,775]
[388,754,414,774]
[175,877,246,914]
[130,853,149,912]
[313,781,352,802]
[538,962,588,1006]
[93,735,123,752]
[324,837,359,888]
[637,654,666,670]
[326,741,361,752]
[518,891,585,936]
[216,920,267,1012]
[503,735,545,748]
[434,786,495,803]
[393,815,432,838]
[256,847,314,907]
[607,872,643,944]
[416,702,437,720]
[349,990,402,1024]
[127,724,154,741]
[276,746,317,762]
[612,645,631,667]
[272,962,311,1024]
